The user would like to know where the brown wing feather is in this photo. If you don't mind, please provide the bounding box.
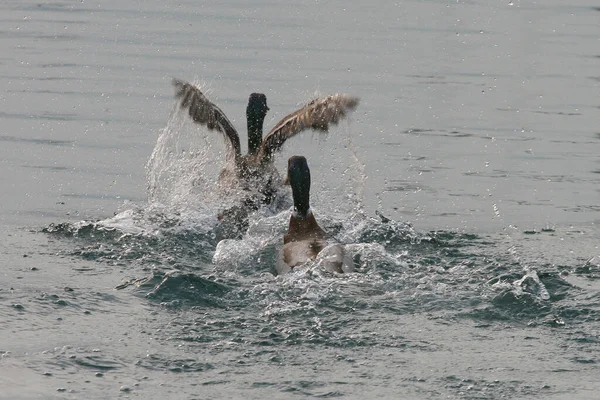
[172,78,241,159]
[258,94,359,162]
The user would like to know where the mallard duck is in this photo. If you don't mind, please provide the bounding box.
[276,156,354,275]
[172,79,359,210]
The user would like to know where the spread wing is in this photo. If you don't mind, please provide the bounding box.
[172,78,241,159]
[258,94,359,162]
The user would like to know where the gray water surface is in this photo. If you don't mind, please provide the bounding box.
[1,1,599,399]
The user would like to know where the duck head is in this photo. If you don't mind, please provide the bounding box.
[246,93,269,155]
[287,155,311,218]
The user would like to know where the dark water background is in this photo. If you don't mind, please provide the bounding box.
[1,1,599,399]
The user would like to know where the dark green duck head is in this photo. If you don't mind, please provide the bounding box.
[246,93,269,156]
[287,155,311,218]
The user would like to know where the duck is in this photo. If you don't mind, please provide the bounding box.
[276,155,354,275]
[172,79,359,219]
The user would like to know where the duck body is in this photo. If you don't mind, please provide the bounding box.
[276,156,354,275]
[172,79,359,233]
[217,154,280,203]
[215,159,281,237]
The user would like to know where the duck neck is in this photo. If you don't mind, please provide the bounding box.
[247,114,265,156]
[286,207,326,243]
[292,184,310,218]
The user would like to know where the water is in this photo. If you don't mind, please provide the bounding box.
[1,0,599,398]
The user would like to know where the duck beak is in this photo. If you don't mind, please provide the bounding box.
[283,175,290,185]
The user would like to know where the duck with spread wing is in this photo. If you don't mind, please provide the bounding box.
[172,79,359,227]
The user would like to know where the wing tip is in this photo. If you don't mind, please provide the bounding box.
[172,77,190,99]
[347,95,360,109]
[333,94,360,110]
[172,78,207,101]
[311,93,360,112]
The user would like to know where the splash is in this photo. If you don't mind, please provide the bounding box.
[46,87,405,279]
[145,104,225,212]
